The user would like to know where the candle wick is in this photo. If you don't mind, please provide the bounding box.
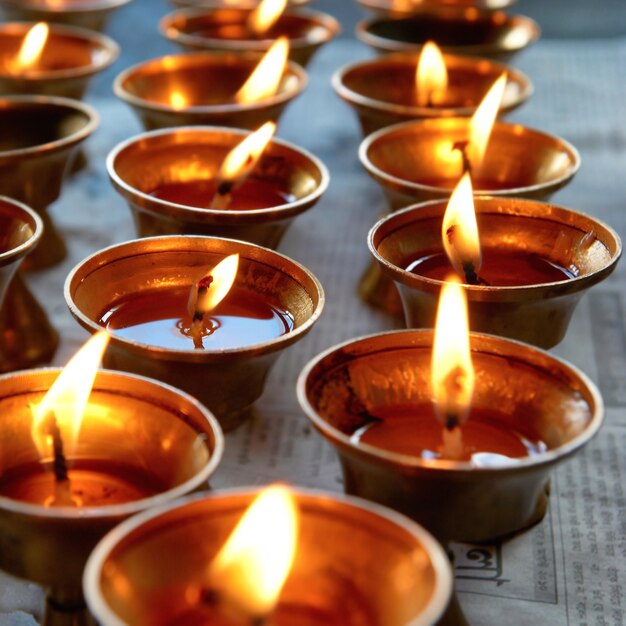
[452,140,472,176]
[461,261,489,286]
[190,277,215,350]
[46,413,69,483]
[442,415,465,461]
[209,180,235,211]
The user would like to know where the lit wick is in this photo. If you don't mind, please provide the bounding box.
[431,276,475,460]
[186,254,240,349]
[191,485,298,624]
[416,41,448,109]
[29,331,111,507]
[442,173,487,286]
[209,122,276,211]
[246,0,287,37]
[7,22,49,75]
[451,72,507,177]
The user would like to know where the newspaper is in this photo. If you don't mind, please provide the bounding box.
[1,35,626,626]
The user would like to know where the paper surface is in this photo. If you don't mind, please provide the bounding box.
[1,36,625,625]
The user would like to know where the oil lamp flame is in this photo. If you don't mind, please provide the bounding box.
[208,484,299,618]
[246,0,287,36]
[467,73,507,170]
[13,22,49,71]
[431,275,475,430]
[235,37,289,104]
[416,41,448,107]
[170,90,188,110]
[442,172,481,279]
[217,121,276,186]
[187,254,240,317]
[30,331,110,459]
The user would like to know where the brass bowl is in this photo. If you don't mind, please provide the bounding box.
[114,51,307,131]
[0,196,59,373]
[298,330,603,543]
[0,0,132,33]
[360,118,581,209]
[0,22,119,100]
[358,117,580,315]
[369,197,621,348]
[0,368,223,626]
[333,51,532,136]
[84,488,453,626]
[107,126,329,249]
[160,6,341,68]
[356,10,540,61]
[65,235,325,431]
[0,95,98,269]
[356,0,517,17]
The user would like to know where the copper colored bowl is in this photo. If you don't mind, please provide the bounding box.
[160,6,340,68]
[114,51,307,131]
[333,51,532,135]
[0,0,132,32]
[0,196,59,373]
[0,95,98,269]
[65,235,325,431]
[84,488,453,626]
[0,22,119,100]
[369,197,621,348]
[360,118,581,210]
[0,368,223,626]
[107,126,329,249]
[356,10,539,62]
[298,330,603,543]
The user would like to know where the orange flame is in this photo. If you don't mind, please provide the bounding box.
[246,0,287,35]
[442,172,481,279]
[208,485,299,618]
[169,90,188,110]
[216,122,276,186]
[466,73,507,170]
[187,254,240,317]
[235,37,289,104]
[431,275,474,429]
[30,332,110,459]
[416,41,448,107]
[12,22,49,72]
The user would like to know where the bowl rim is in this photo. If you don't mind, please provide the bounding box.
[0,195,43,264]
[106,124,330,222]
[0,367,225,519]
[113,50,307,116]
[83,485,453,626]
[64,234,326,361]
[366,195,622,300]
[358,117,581,198]
[297,328,604,473]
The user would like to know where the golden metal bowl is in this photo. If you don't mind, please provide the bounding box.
[114,51,307,131]
[369,197,621,348]
[356,9,540,61]
[0,368,223,626]
[107,125,329,249]
[0,22,119,100]
[356,0,517,17]
[298,330,603,543]
[160,6,341,68]
[84,487,453,626]
[0,196,59,373]
[0,95,98,269]
[333,51,533,136]
[65,235,325,431]
[359,118,581,315]
[0,0,132,33]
